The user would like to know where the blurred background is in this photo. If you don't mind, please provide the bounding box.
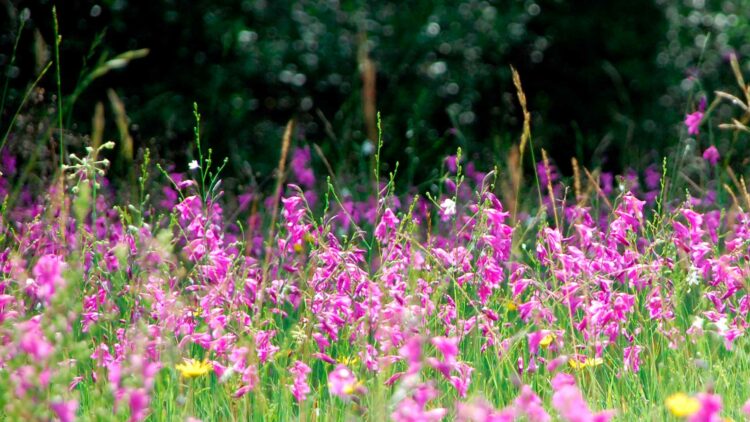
[1,0,750,188]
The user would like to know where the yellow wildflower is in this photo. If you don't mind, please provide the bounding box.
[569,356,604,370]
[539,333,555,348]
[338,356,359,366]
[175,358,213,378]
[665,393,700,418]
[505,300,518,311]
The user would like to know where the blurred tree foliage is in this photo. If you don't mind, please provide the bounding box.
[1,0,750,184]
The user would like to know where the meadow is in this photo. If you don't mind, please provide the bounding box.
[4,5,750,422]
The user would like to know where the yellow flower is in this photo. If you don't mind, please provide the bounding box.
[539,333,555,348]
[505,300,518,311]
[338,356,358,366]
[569,356,604,370]
[175,358,213,378]
[665,393,700,418]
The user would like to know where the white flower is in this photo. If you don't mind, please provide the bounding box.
[687,266,700,286]
[714,317,728,334]
[440,198,456,217]
[361,140,375,156]
[188,160,200,171]
[691,316,704,330]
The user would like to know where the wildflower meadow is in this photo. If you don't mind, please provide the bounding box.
[5,3,750,422]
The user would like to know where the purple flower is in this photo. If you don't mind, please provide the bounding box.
[623,345,643,372]
[51,400,78,422]
[685,97,706,135]
[689,392,722,422]
[702,145,719,166]
[289,361,312,403]
[32,254,65,303]
[328,365,359,397]
[254,330,279,364]
[128,388,149,422]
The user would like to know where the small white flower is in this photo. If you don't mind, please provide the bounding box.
[361,140,375,156]
[188,160,200,171]
[714,317,728,334]
[691,316,704,330]
[687,266,700,286]
[440,198,456,217]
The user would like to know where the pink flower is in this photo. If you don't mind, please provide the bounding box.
[689,393,721,422]
[19,317,53,359]
[398,336,423,374]
[128,388,149,422]
[51,400,78,422]
[291,146,315,188]
[515,385,551,422]
[685,97,706,135]
[392,382,446,422]
[457,398,516,422]
[328,365,359,397]
[375,208,400,242]
[254,330,279,363]
[32,254,65,303]
[431,336,459,364]
[391,399,447,422]
[685,112,703,135]
[449,362,474,398]
[289,361,312,403]
[702,146,719,166]
[623,345,643,372]
[552,374,614,422]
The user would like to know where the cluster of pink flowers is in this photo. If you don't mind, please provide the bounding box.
[0,140,749,422]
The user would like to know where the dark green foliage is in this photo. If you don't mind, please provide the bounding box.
[2,0,750,183]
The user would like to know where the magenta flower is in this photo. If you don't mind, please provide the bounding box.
[289,361,312,403]
[32,254,65,303]
[19,317,53,359]
[449,362,474,398]
[374,208,400,242]
[398,336,423,374]
[291,146,315,189]
[254,330,279,363]
[128,388,149,422]
[685,97,706,135]
[702,145,719,166]
[552,374,614,422]
[689,393,722,422]
[623,345,643,373]
[432,336,459,362]
[515,385,551,422]
[51,400,78,422]
[685,111,703,135]
[328,365,359,398]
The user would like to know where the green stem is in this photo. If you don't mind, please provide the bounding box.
[53,6,64,170]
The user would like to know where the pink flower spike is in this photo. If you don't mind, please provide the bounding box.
[688,392,721,422]
[51,400,78,422]
[328,365,359,398]
[289,361,312,403]
[128,388,149,422]
[32,254,65,303]
[515,385,551,422]
[685,111,704,135]
[431,336,459,363]
[702,145,719,166]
